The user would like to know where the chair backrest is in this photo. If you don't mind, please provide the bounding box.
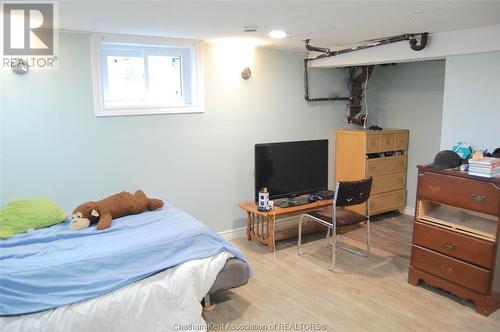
[334,177,373,207]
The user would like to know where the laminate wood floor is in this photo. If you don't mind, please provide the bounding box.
[204,213,500,331]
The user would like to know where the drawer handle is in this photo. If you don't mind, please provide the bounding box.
[442,241,456,249]
[471,193,486,203]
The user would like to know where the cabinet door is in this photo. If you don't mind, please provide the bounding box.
[381,134,395,151]
[371,173,406,195]
[366,134,380,153]
[394,132,409,151]
[413,222,494,269]
[366,156,407,176]
[417,172,500,215]
[411,245,490,294]
[369,189,406,214]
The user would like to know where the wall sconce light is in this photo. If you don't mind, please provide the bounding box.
[213,37,264,81]
[241,67,251,80]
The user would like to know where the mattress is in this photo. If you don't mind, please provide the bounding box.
[0,252,235,332]
[209,258,250,294]
[0,200,251,316]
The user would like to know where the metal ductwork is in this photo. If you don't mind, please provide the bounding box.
[304,32,429,62]
[303,32,430,126]
[303,57,351,102]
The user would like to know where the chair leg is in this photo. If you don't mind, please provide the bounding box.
[297,215,371,270]
[297,215,335,271]
[366,218,371,253]
[330,225,336,269]
[336,219,370,257]
[326,227,332,247]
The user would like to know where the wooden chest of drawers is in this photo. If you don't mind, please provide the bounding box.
[408,165,500,315]
[335,129,409,215]
[413,221,494,269]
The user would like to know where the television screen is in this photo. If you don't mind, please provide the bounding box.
[255,140,328,201]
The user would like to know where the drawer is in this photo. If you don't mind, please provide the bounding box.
[366,134,381,153]
[381,134,395,151]
[371,173,406,195]
[417,172,500,215]
[366,156,406,176]
[394,132,408,150]
[369,189,406,214]
[413,222,494,269]
[411,245,490,294]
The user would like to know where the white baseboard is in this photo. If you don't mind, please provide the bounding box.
[403,206,415,216]
[218,226,247,241]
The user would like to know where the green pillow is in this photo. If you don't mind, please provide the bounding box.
[0,198,67,239]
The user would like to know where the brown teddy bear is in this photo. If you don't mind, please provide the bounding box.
[70,190,164,231]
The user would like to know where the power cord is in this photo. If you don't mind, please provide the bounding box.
[363,65,369,129]
[264,206,277,267]
[266,198,324,268]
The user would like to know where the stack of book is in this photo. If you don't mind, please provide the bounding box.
[468,157,500,178]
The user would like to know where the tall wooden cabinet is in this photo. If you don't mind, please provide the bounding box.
[409,165,500,315]
[335,129,409,215]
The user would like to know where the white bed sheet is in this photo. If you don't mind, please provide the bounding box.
[0,252,233,332]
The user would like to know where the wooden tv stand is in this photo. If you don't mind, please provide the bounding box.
[238,199,332,252]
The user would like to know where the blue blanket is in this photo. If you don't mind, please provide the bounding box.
[0,201,251,316]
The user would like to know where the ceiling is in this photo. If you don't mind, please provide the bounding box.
[58,1,500,50]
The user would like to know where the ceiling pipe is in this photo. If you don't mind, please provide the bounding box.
[303,32,429,102]
[409,33,428,51]
[305,33,429,61]
[303,58,351,102]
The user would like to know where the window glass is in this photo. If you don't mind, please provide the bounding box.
[147,55,182,104]
[106,55,145,105]
[92,35,202,116]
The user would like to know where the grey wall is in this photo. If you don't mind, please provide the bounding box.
[1,32,351,232]
[440,51,500,152]
[369,61,446,209]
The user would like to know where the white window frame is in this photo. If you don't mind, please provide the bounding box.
[90,33,204,117]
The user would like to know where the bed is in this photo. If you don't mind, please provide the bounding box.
[0,200,251,331]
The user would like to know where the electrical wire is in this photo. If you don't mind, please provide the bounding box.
[345,104,352,126]
[265,207,277,268]
[266,198,324,268]
[363,65,369,129]
[346,68,355,126]
[271,207,276,265]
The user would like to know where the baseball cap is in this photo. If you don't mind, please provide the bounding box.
[429,150,462,170]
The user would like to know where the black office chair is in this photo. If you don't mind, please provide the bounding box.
[297,177,373,270]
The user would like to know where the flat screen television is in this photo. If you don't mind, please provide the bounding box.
[254,139,328,202]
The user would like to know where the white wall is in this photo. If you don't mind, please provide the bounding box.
[1,32,352,233]
[370,60,445,210]
[440,51,500,152]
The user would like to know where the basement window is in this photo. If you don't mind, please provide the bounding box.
[91,34,204,116]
